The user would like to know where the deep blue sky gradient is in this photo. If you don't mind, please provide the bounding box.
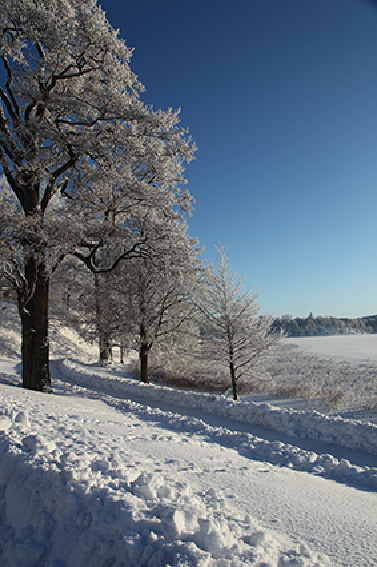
[105,1,376,317]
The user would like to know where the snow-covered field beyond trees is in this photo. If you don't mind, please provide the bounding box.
[286,334,377,362]
[0,308,377,567]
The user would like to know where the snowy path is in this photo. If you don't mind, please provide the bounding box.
[1,357,377,566]
[49,360,377,469]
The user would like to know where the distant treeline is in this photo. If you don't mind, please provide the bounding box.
[272,313,377,336]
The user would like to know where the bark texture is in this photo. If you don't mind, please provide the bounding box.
[21,258,51,392]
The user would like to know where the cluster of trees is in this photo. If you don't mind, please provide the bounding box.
[49,243,281,400]
[50,219,202,384]
[0,0,280,400]
[273,313,376,336]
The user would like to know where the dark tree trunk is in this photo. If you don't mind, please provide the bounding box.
[21,257,51,392]
[99,330,111,365]
[120,343,124,364]
[66,286,71,309]
[16,182,52,392]
[228,337,237,400]
[139,342,149,383]
[139,321,152,383]
[95,273,102,361]
[95,273,111,364]
[230,360,237,400]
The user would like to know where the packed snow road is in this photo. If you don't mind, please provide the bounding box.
[0,358,377,566]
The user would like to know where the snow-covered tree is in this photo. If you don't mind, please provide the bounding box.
[198,244,282,400]
[119,215,202,383]
[0,0,196,391]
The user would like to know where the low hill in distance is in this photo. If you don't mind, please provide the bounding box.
[273,314,377,337]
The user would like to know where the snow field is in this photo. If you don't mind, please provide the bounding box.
[0,386,331,567]
[287,335,377,362]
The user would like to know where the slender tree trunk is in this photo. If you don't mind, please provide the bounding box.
[100,330,111,364]
[228,339,237,400]
[95,273,102,361]
[120,343,124,364]
[21,257,51,392]
[66,286,71,309]
[139,323,150,383]
[95,272,111,364]
[139,342,149,383]
[227,328,238,400]
[230,360,237,400]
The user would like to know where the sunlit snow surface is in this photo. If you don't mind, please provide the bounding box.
[0,316,377,566]
[286,334,377,362]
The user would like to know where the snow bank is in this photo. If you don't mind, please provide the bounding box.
[58,360,377,491]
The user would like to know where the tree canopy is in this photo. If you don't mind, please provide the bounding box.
[0,0,196,390]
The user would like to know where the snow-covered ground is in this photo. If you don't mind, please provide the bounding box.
[286,335,377,362]
[0,308,377,566]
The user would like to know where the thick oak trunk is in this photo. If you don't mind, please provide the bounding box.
[21,258,51,392]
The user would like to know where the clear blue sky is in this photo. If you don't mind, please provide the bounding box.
[109,1,376,318]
